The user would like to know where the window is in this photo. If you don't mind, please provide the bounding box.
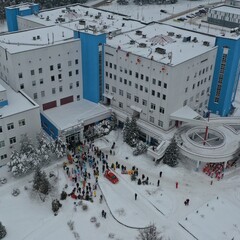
[105,61,108,67]
[207,87,210,93]
[110,73,112,79]
[142,99,147,106]
[33,93,37,99]
[158,81,161,87]
[106,72,108,77]
[52,88,56,94]
[9,137,16,145]
[112,86,116,93]
[0,141,5,148]
[68,61,72,67]
[119,77,122,83]
[77,95,80,101]
[140,74,144,80]
[146,76,149,82]
[163,94,166,100]
[119,89,123,96]
[135,72,139,78]
[57,74,62,80]
[18,119,25,126]
[187,76,189,81]
[41,91,45,97]
[7,123,14,130]
[50,65,54,71]
[59,86,63,92]
[20,84,24,89]
[145,87,148,93]
[106,83,109,90]
[158,120,163,127]
[124,79,127,85]
[31,70,35,76]
[129,70,132,75]
[183,100,187,106]
[51,76,55,82]
[140,85,143,91]
[76,81,79,87]
[159,107,165,114]
[40,79,43,84]
[127,92,131,99]
[152,78,156,85]
[75,59,79,65]
[19,73,23,79]
[69,71,72,77]
[69,83,73,89]
[39,68,42,74]
[124,69,127,74]
[1,154,7,160]
[135,83,138,89]
[114,64,117,70]
[185,87,188,93]
[152,90,155,96]
[128,81,132,86]
[32,80,36,86]
[150,116,154,123]
[192,84,195,89]
[201,90,205,96]
[119,102,123,108]
[134,96,139,103]
[110,63,112,68]
[114,75,117,80]
[0,126,2,133]
[76,69,79,75]
[150,103,156,110]
[157,92,160,98]
[57,63,61,69]
[163,83,167,89]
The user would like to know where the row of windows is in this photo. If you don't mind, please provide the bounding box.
[18,60,79,79]
[33,82,80,100]
[106,71,168,89]
[190,76,211,91]
[0,137,16,148]
[0,120,25,133]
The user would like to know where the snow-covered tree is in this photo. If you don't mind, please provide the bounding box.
[52,199,62,214]
[19,134,35,157]
[123,117,130,143]
[0,222,6,239]
[33,168,51,200]
[50,137,67,159]
[136,223,163,240]
[133,141,148,156]
[36,132,51,165]
[162,138,179,167]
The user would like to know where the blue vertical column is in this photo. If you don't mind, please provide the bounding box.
[74,31,106,103]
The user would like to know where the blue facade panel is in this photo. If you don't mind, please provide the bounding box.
[208,37,240,116]
[74,31,106,103]
[5,4,39,32]
[0,100,8,107]
[40,113,59,139]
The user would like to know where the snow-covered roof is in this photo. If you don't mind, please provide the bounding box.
[212,5,240,15]
[5,3,39,10]
[23,4,144,35]
[0,25,75,54]
[164,9,240,40]
[107,23,216,66]
[0,79,39,118]
[170,106,202,120]
[42,99,110,131]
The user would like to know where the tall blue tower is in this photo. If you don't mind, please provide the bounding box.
[74,30,106,103]
[208,36,240,116]
[5,3,40,32]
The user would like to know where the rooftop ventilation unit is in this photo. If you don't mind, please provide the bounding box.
[168,32,174,36]
[37,35,40,40]
[142,34,147,38]
[203,41,210,46]
[192,37,198,43]
[155,47,166,54]
[183,36,191,42]
[176,34,181,38]
[33,36,36,40]
[139,43,147,48]
[79,19,86,25]
[136,30,142,36]
[130,40,135,45]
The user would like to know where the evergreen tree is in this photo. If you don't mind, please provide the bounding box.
[110,112,117,130]
[19,134,35,157]
[128,117,139,147]
[162,138,179,167]
[123,117,130,143]
[133,141,148,156]
[136,223,163,240]
[0,222,6,239]
[33,167,42,191]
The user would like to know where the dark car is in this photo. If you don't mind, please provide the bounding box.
[104,170,119,184]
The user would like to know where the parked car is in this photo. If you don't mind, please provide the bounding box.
[104,170,119,184]
[160,9,167,13]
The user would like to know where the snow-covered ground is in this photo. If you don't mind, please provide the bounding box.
[1,130,240,240]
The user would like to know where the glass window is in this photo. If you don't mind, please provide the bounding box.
[7,123,14,130]
[0,140,5,148]
[39,68,42,74]
[9,137,16,145]
[52,88,56,94]
[18,119,25,126]
[33,93,38,99]
[31,70,35,75]
[50,65,54,71]
[150,116,154,123]
[68,61,72,67]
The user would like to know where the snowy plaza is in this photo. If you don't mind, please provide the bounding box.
[1,129,240,240]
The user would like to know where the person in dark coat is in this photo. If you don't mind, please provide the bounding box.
[160,171,162,178]
[157,179,160,187]
[135,193,138,200]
